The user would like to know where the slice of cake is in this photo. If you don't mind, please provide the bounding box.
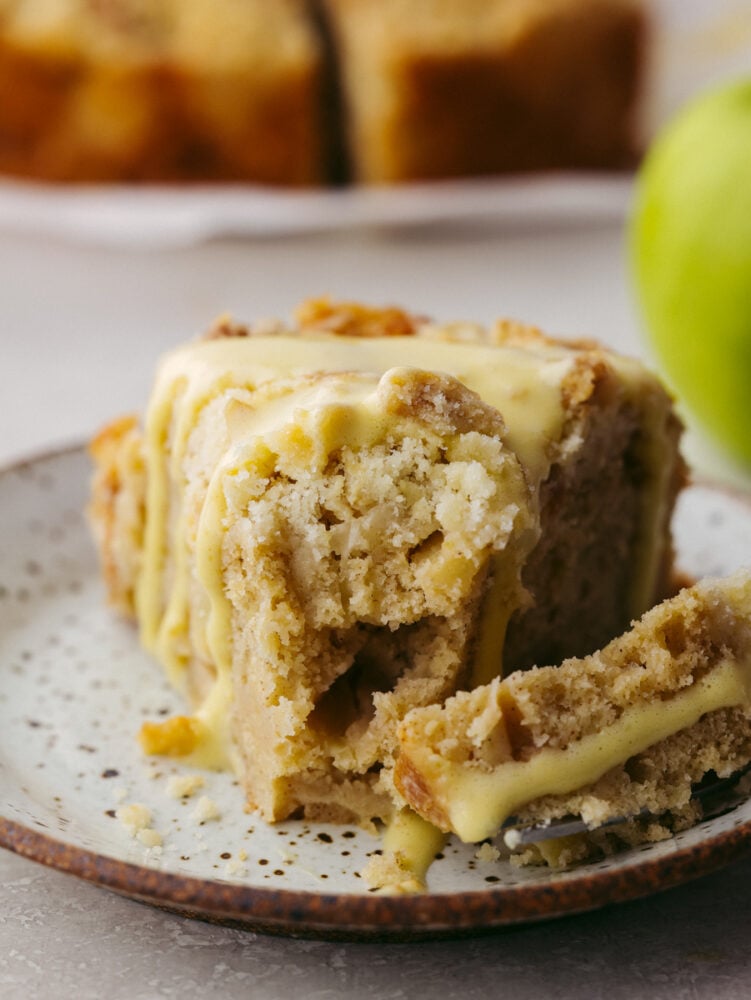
[395,572,751,867]
[0,0,324,184]
[89,298,683,828]
[322,0,646,183]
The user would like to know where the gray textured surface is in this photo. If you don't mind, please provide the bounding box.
[3,847,751,1000]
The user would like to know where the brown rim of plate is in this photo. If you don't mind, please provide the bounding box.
[1,445,751,941]
[3,810,751,941]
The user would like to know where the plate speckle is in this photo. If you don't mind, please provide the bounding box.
[1,447,751,938]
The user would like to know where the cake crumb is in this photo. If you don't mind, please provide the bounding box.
[116,802,165,849]
[140,715,200,756]
[362,852,424,895]
[475,842,501,863]
[137,827,164,848]
[166,774,205,800]
[224,857,248,877]
[191,795,221,824]
[116,802,152,835]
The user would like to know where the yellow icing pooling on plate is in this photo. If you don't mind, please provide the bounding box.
[364,808,447,894]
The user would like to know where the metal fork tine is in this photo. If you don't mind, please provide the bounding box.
[500,766,751,849]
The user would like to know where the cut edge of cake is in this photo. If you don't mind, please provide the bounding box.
[394,571,751,869]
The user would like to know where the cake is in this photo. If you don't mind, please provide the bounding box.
[0,0,645,185]
[323,0,646,183]
[395,572,751,868]
[89,298,684,833]
[0,0,324,184]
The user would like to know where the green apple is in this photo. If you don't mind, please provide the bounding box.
[630,78,751,465]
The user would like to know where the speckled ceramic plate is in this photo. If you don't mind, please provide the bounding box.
[2,445,751,941]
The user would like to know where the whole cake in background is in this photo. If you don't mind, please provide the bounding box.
[89,298,693,870]
[0,0,325,184]
[0,0,646,185]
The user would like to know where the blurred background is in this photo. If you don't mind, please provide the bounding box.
[0,0,750,487]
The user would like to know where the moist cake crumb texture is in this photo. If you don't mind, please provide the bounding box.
[396,572,751,866]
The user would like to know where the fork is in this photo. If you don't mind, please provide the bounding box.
[501,767,751,849]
